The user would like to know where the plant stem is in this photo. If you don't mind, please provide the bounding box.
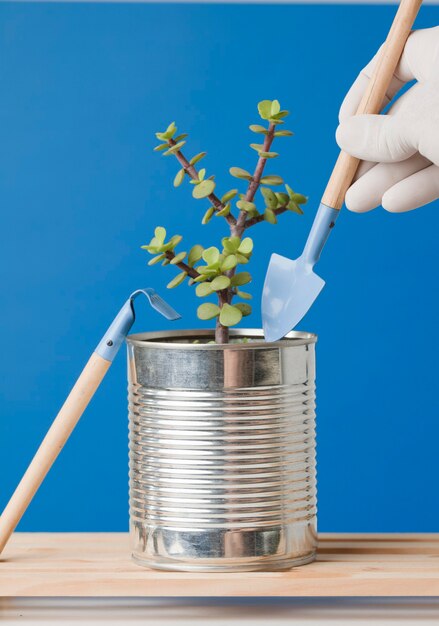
[215,289,229,344]
[165,123,282,344]
[233,122,276,238]
[215,321,229,344]
[224,122,278,316]
[167,138,237,343]
[245,205,289,228]
[165,251,200,279]
[168,139,237,227]
[166,250,230,343]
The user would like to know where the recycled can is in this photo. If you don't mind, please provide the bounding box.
[127,329,318,572]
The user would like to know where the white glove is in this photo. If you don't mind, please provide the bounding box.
[336,27,439,213]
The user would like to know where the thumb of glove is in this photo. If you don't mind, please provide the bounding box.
[336,114,416,163]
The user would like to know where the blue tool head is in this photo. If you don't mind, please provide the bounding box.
[261,203,339,343]
[133,288,181,321]
[262,254,325,343]
[96,288,181,361]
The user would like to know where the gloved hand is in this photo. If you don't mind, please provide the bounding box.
[336,26,439,213]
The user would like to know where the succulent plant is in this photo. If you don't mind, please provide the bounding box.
[142,100,307,343]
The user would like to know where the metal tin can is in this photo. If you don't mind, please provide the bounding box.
[126,329,317,572]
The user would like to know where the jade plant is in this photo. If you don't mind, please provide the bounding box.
[142,100,307,344]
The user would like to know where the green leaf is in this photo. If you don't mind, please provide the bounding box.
[221,189,238,203]
[259,151,278,158]
[154,227,166,242]
[198,168,206,181]
[190,152,207,165]
[275,192,289,205]
[173,169,185,187]
[260,187,278,209]
[197,302,220,320]
[216,203,230,217]
[211,275,231,291]
[147,254,166,266]
[167,271,187,289]
[236,290,252,300]
[188,244,204,266]
[270,100,281,116]
[274,130,294,137]
[141,244,159,253]
[153,143,168,152]
[234,303,252,317]
[219,303,242,327]
[195,282,214,297]
[287,201,304,215]
[174,133,188,142]
[274,110,289,119]
[202,246,220,266]
[193,274,208,283]
[149,236,164,249]
[170,251,187,264]
[257,100,272,120]
[155,121,176,141]
[161,234,183,252]
[198,266,217,276]
[238,237,253,255]
[164,121,177,138]
[222,236,241,253]
[149,237,163,248]
[236,200,256,213]
[291,193,308,205]
[162,257,170,266]
[250,143,265,153]
[229,167,253,181]
[169,234,183,247]
[193,179,215,199]
[201,207,215,225]
[285,184,295,199]
[235,253,249,264]
[260,175,284,186]
[249,124,268,134]
[264,208,277,224]
[230,272,251,286]
[221,254,237,271]
[164,140,186,156]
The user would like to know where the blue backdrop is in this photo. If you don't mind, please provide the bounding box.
[1,2,438,532]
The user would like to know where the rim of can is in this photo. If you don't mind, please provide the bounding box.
[126,328,317,350]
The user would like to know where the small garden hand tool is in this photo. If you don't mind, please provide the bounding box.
[0,288,180,555]
[261,0,422,342]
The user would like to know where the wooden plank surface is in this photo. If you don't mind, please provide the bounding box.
[1,533,439,597]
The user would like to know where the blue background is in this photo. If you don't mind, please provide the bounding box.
[0,2,438,533]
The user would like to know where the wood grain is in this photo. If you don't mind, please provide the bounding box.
[0,354,111,555]
[1,533,439,597]
[321,0,422,210]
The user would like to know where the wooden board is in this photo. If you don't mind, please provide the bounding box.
[1,533,439,597]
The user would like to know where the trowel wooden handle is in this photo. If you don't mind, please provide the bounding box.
[322,0,422,210]
[0,352,111,555]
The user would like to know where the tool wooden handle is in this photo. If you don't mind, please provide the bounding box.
[322,0,422,210]
[0,352,111,554]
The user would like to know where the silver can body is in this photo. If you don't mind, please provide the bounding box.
[127,329,318,572]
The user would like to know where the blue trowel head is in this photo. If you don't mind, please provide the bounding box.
[261,203,339,343]
[262,253,325,343]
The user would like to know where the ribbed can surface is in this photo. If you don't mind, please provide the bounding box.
[127,329,318,572]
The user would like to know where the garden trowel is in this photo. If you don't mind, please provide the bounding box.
[262,0,422,342]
